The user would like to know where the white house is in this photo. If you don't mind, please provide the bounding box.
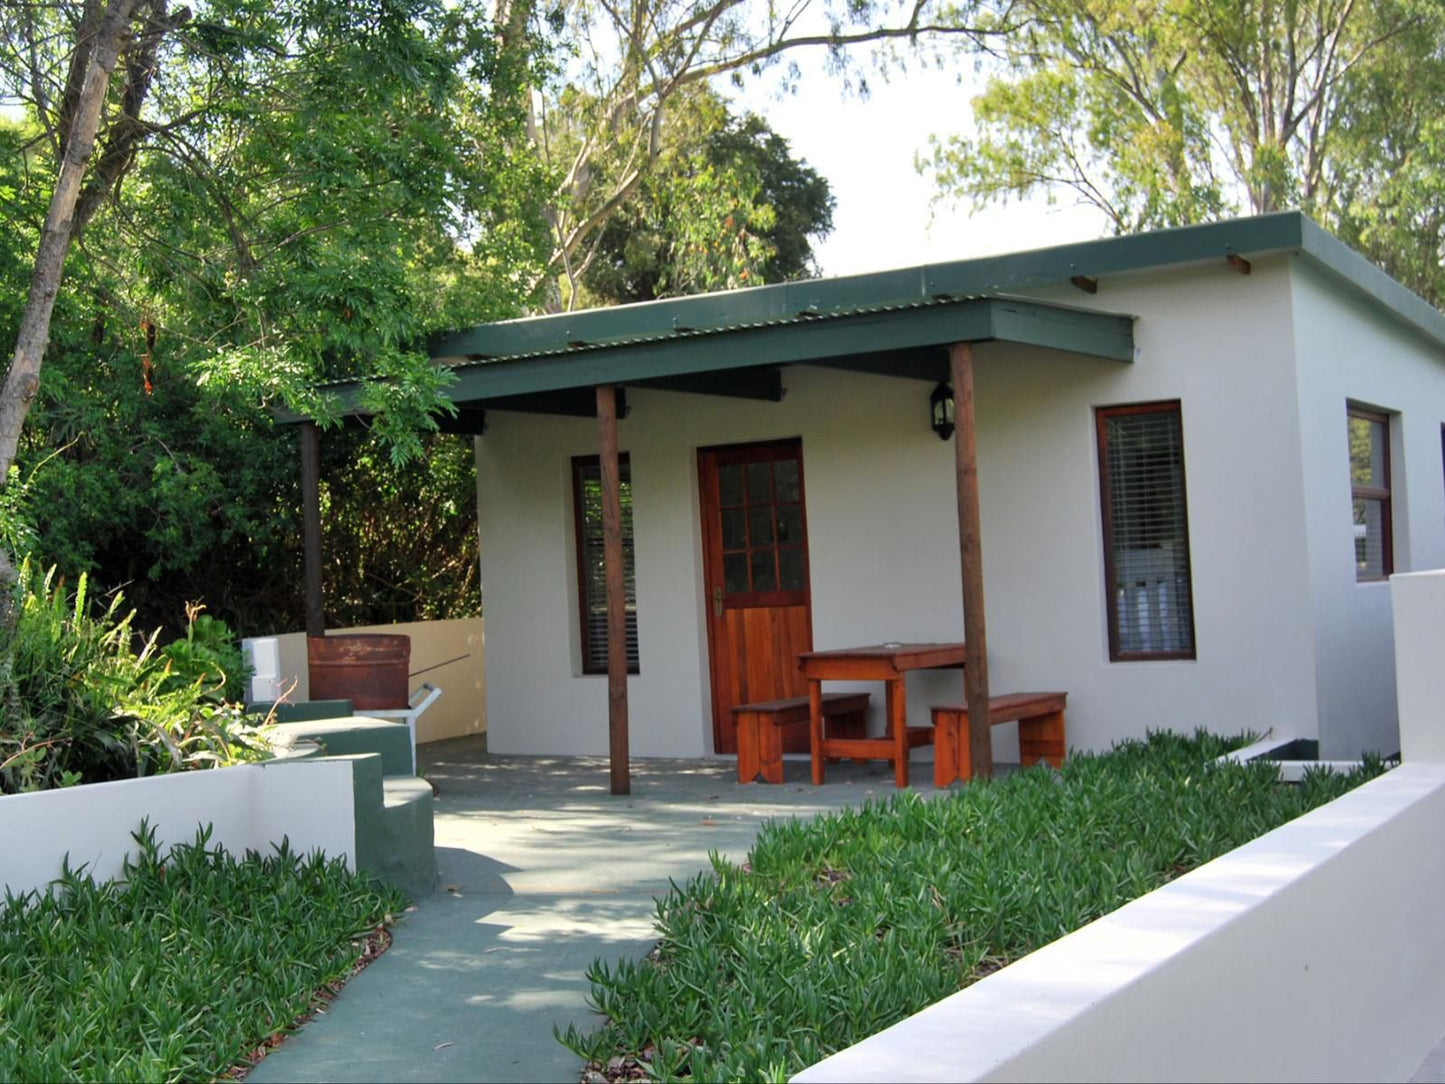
[307,212,1445,767]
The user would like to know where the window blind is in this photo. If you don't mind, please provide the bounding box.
[1098,403,1195,659]
[573,457,639,673]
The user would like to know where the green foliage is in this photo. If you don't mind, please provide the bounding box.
[559,730,1386,1082]
[318,428,483,624]
[0,0,523,634]
[923,0,1445,303]
[0,822,406,1083]
[0,563,269,794]
[579,91,835,303]
[157,606,252,703]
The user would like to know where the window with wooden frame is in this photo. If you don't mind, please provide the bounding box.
[572,454,639,674]
[1097,401,1197,661]
[1349,406,1392,581]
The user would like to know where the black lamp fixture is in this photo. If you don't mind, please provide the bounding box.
[930,382,955,441]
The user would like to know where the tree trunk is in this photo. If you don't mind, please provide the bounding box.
[0,0,139,608]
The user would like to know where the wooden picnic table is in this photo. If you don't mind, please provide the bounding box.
[797,642,966,787]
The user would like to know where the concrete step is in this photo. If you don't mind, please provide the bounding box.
[312,752,435,899]
[270,717,414,776]
[375,777,437,899]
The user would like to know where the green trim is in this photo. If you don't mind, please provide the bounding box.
[283,211,1445,424]
[1296,217,1445,349]
[296,297,1134,420]
[989,298,1134,361]
[425,214,1298,366]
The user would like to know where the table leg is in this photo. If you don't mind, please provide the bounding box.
[809,679,825,785]
[888,677,909,788]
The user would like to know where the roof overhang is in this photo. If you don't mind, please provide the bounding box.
[282,211,1445,426]
[286,294,1134,422]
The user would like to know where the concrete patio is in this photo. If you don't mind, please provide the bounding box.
[246,735,933,1084]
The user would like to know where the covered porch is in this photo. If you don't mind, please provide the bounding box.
[288,258,1140,794]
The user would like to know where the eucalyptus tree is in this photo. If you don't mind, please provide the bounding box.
[921,0,1445,301]
[497,0,1017,307]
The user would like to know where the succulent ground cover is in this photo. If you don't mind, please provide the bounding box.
[0,824,406,1082]
[562,731,1387,1083]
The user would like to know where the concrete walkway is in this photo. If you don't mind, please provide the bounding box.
[247,736,921,1084]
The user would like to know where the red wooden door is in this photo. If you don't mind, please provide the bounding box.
[697,439,813,754]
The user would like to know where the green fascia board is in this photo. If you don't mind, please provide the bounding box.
[441,297,1131,406]
[923,212,1308,298]
[299,297,1132,418]
[427,213,1303,365]
[1296,216,1445,349]
[285,211,1445,424]
[428,267,932,363]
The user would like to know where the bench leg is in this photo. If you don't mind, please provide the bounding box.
[932,710,961,788]
[1019,710,1066,769]
[809,682,825,786]
[736,712,760,784]
[887,678,909,788]
[759,720,784,784]
[957,710,977,781]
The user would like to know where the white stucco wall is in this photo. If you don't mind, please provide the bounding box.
[1291,261,1445,758]
[477,258,1333,759]
[0,758,357,899]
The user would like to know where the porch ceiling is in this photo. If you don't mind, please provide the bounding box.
[295,294,1134,421]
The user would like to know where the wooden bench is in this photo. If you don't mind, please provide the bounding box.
[734,692,870,784]
[930,692,1067,787]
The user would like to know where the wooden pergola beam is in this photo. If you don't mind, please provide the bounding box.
[596,384,631,795]
[299,420,325,638]
[949,342,992,778]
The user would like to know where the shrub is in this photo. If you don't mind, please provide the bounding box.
[0,562,267,794]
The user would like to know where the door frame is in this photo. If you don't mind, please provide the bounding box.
[697,437,813,754]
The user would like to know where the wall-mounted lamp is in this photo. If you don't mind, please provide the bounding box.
[930,382,955,441]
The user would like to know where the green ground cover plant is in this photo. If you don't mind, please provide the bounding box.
[0,823,406,1083]
[561,731,1387,1082]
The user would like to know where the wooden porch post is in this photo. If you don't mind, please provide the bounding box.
[949,342,992,778]
[596,385,631,795]
[299,420,325,639]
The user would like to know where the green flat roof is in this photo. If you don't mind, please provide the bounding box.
[290,211,1445,422]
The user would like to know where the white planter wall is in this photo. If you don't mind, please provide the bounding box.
[794,761,1445,1084]
[791,567,1445,1083]
[0,758,356,899]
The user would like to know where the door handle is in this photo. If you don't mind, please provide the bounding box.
[713,587,723,618]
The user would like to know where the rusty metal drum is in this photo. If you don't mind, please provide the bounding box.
[306,634,410,710]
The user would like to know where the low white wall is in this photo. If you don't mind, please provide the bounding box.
[0,758,356,899]
[796,763,1445,1083]
[796,569,1445,1083]
[1392,569,1445,763]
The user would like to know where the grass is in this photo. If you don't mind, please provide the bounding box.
[560,730,1388,1083]
[0,822,407,1083]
